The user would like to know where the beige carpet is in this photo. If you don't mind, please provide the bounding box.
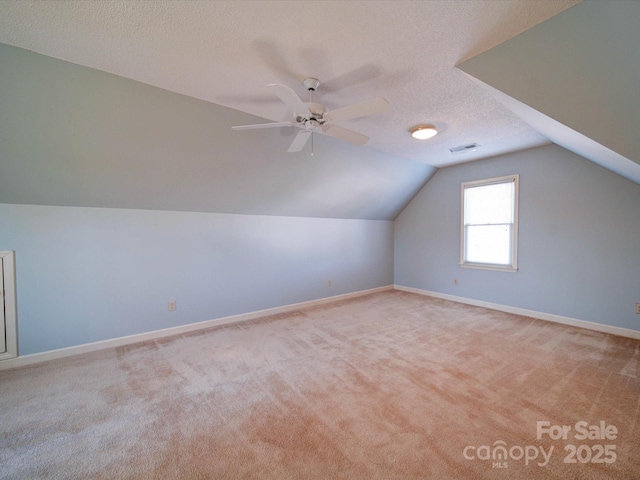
[1,290,639,479]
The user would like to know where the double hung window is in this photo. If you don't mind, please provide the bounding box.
[461,175,519,271]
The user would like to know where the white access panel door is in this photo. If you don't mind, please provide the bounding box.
[0,251,17,360]
[0,255,5,354]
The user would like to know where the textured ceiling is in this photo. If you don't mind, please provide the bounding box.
[0,0,581,168]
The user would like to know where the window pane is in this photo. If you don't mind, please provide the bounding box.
[465,225,511,265]
[464,182,514,225]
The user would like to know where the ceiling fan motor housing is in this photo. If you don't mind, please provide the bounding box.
[296,102,326,126]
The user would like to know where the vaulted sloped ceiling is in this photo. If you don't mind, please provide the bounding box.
[0,1,585,220]
[0,44,431,220]
[458,0,640,185]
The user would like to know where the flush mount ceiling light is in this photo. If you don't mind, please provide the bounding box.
[409,124,438,140]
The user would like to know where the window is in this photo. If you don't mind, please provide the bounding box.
[461,174,519,271]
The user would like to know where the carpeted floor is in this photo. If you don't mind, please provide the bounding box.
[1,290,639,479]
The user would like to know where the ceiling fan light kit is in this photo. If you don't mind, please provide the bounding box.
[232,78,389,153]
[410,124,438,140]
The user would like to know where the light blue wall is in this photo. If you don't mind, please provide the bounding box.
[394,144,640,331]
[5,144,640,356]
[0,204,393,355]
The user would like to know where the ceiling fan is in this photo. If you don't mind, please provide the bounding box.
[232,77,389,153]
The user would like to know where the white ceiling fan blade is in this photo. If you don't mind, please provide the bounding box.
[232,121,295,130]
[268,84,311,116]
[322,124,369,146]
[323,97,389,123]
[288,130,312,152]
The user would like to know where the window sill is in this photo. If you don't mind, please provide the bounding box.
[459,262,518,273]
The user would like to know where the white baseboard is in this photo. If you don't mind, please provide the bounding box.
[0,285,393,371]
[5,284,635,371]
[395,285,640,340]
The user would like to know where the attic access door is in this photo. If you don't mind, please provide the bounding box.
[0,255,5,353]
[0,251,18,360]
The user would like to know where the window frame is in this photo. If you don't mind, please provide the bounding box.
[460,174,519,272]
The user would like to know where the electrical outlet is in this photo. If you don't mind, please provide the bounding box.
[168,301,176,312]
[327,280,332,287]
[453,278,459,286]
[636,303,640,314]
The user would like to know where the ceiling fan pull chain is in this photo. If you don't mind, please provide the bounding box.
[311,132,314,156]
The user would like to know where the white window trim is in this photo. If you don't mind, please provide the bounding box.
[460,174,519,273]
